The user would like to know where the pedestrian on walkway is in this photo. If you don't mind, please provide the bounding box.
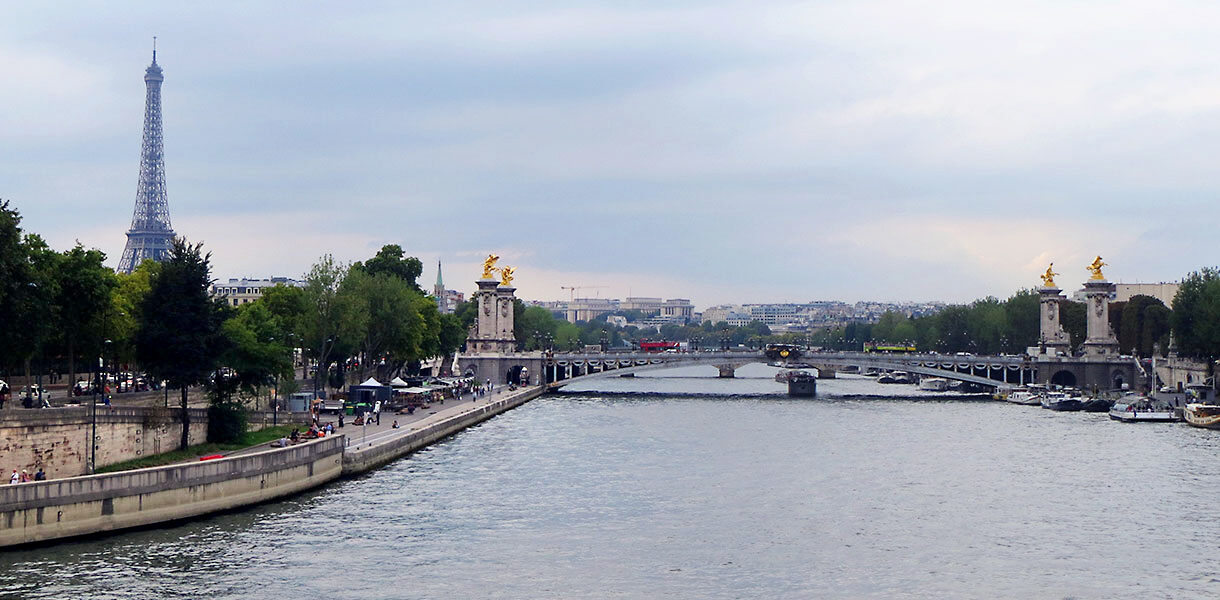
[34,468,45,481]
[9,469,18,484]
[375,411,380,426]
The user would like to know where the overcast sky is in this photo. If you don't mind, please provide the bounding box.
[3,1,1215,308]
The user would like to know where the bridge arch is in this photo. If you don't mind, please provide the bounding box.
[1050,370,1077,387]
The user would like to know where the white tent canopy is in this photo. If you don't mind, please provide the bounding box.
[389,377,410,388]
[356,377,385,387]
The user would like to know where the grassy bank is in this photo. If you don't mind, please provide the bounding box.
[96,424,306,474]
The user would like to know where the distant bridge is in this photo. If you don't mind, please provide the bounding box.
[538,350,1039,390]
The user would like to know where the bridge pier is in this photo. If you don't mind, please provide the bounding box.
[816,367,836,379]
[717,365,736,378]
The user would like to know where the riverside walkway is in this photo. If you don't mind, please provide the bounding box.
[228,383,528,459]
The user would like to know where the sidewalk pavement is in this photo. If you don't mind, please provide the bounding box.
[229,385,530,458]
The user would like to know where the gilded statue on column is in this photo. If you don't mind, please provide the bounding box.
[481,254,500,279]
[499,265,516,286]
[1040,263,1058,288]
[1087,256,1107,280]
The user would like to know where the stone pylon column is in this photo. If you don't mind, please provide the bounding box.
[495,284,517,352]
[1081,279,1119,359]
[1038,286,1071,356]
[470,278,505,353]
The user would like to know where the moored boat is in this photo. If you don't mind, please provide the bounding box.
[918,377,950,392]
[775,370,805,383]
[1080,398,1112,412]
[1109,396,1179,422]
[1041,391,1083,411]
[1006,389,1042,405]
[1184,403,1220,429]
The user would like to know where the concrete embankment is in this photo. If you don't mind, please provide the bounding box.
[0,386,543,548]
[342,386,544,475]
[0,436,345,547]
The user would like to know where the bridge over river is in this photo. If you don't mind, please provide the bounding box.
[457,259,1143,393]
[536,350,1038,390]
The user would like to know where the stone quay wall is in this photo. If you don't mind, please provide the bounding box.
[0,436,344,548]
[0,407,314,479]
[0,407,208,480]
[343,386,543,475]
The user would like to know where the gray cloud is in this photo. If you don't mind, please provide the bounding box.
[3,1,1217,306]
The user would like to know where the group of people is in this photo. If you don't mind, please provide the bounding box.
[9,468,46,483]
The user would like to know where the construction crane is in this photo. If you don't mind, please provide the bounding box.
[561,285,609,302]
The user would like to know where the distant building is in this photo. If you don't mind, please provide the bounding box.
[744,303,802,325]
[621,297,664,315]
[1069,282,1179,306]
[1116,282,1179,306]
[211,277,304,307]
[432,260,464,314]
[701,305,740,324]
[661,299,694,322]
[567,298,619,322]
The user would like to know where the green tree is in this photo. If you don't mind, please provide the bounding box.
[53,245,117,388]
[343,269,417,380]
[221,301,293,399]
[438,313,467,357]
[259,283,309,379]
[1171,267,1220,383]
[965,297,1006,354]
[136,239,230,450]
[0,200,35,385]
[353,244,424,291]
[1059,300,1086,351]
[1118,295,1171,357]
[301,255,365,395]
[937,305,971,352]
[11,235,60,401]
[872,311,903,343]
[515,305,559,350]
[110,260,160,367]
[1002,289,1040,353]
[555,321,582,350]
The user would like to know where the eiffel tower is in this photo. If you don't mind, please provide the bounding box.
[117,41,175,274]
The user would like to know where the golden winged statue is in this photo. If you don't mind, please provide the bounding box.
[1087,256,1106,280]
[1040,263,1058,288]
[499,265,516,286]
[481,254,500,279]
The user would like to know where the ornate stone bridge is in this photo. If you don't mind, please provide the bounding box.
[537,350,1041,390]
[455,255,1143,393]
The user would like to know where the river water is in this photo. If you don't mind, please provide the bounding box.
[3,364,1219,599]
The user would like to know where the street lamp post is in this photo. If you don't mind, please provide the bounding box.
[88,354,100,475]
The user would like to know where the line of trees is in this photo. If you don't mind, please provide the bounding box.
[797,289,1174,358]
[0,201,464,448]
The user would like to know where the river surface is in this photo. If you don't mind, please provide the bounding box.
[3,364,1220,599]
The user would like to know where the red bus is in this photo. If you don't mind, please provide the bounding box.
[639,341,681,353]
